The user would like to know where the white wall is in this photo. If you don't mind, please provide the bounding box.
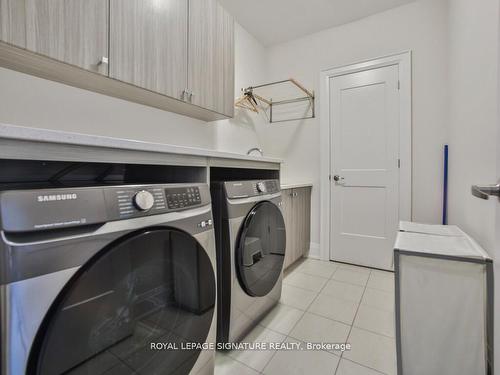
[0,1,487,263]
[0,23,267,153]
[212,24,268,153]
[0,69,216,148]
[447,0,499,252]
[265,0,450,254]
[0,3,451,258]
[446,0,500,367]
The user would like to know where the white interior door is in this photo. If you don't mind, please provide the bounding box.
[330,65,400,270]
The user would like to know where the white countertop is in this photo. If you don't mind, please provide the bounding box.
[0,123,283,164]
[280,182,313,189]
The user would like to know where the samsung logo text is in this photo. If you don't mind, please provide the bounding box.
[37,193,78,202]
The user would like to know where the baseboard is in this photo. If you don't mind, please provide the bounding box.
[306,242,321,259]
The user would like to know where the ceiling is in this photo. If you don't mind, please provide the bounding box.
[219,0,417,46]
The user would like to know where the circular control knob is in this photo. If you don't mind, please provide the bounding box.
[133,190,155,211]
[256,182,267,193]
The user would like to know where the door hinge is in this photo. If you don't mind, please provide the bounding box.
[398,159,401,168]
[398,80,400,90]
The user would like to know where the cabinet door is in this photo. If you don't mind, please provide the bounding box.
[283,187,312,269]
[188,0,234,116]
[292,188,305,264]
[0,0,26,47]
[296,187,311,257]
[0,0,109,75]
[304,187,312,254]
[281,189,295,269]
[110,0,188,99]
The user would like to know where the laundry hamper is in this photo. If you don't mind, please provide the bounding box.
[394,227,493,375]
[399,220,464,237]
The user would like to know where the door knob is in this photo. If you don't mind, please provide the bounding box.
[333,175,344,184]
[471,183,500,200]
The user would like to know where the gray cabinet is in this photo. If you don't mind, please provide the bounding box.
[0,0,26,47]
[110,0,188,99]
[281,189,294,269]
[282,186,312,269]
[0,0,109,75]
[0,0,235,121]
[188,0,234,117]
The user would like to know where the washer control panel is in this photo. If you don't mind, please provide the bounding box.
[108,184,209,219]
[166,186,201,209]
[0,183,211,232]
[133,190,156,211]
[114,186,166,217]
[256,181,267,193]
[225,179,281,199]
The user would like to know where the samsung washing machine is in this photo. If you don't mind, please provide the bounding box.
[211,179,285,344]
[0,183,217,375]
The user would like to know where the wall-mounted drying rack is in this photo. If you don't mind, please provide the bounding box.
[235,78,315,123]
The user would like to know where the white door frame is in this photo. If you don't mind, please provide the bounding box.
[319,51,412,262]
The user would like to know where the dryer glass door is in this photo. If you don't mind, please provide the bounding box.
[236,201,286,297]
[29,228,215,375]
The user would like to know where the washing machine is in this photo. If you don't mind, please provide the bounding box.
[0,183,217,375]
[211,179,285,344]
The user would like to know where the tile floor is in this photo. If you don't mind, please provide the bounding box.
[215,258,396,375]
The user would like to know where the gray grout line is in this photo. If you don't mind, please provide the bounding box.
[272,265,344,373]
[349,325,396,340]
[281,266,335,344]
[333,269,372,375]
[303,310,354,329]
[282,276,331,294]
[218,262,393,375]
[341,357,388,375]
[257,265,328,374]
[216,351,261,374]
[257,324,290,374]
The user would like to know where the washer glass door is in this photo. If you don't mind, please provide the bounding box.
[236,201,286,297]
[29,228,216,375]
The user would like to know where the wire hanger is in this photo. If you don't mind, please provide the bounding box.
[235,88,259,113]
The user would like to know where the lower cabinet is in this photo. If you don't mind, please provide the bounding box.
[282,186,312,269]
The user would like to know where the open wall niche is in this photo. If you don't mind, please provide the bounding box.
[0,159,207,188]
[210,167,279,182]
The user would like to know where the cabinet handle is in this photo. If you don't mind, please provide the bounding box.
[182,89,194,101]
[293,192,298,197]
[97,56,109,66]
